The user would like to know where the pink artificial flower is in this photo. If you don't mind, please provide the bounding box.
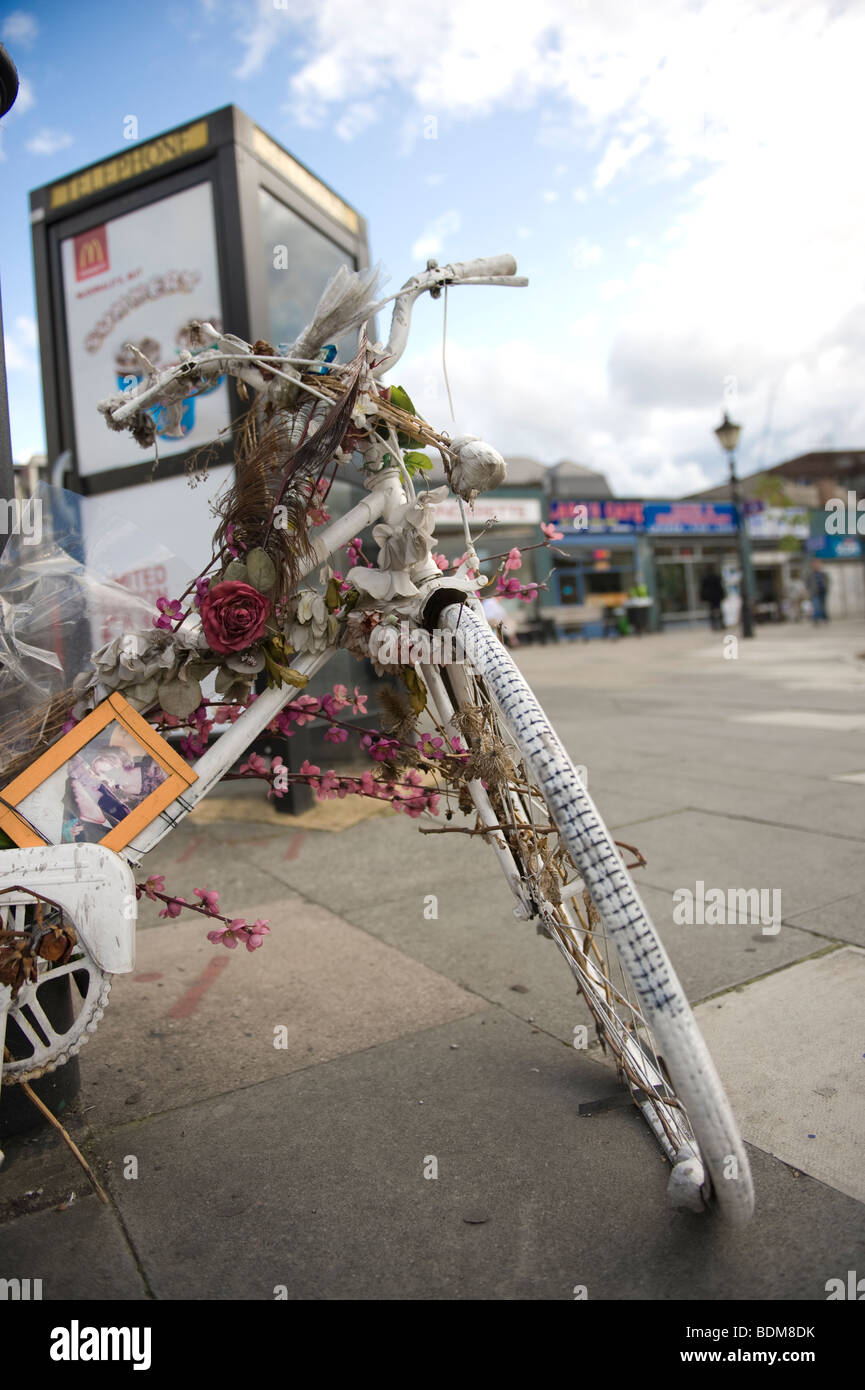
[159,896,187,919]
[541,522,564,541]
[194,888,220,916]
[317,769,340,800]
[351,687,368,715]
[504,547,522,573]
[153,596,184,630]
[288,695,320,727]
[433,553,448,572]
[225,523,242,559]
[141,874,165,901]
[324,725,349,743]
[238,752,270,777]
[299,758,321,793]
[207,928,240,950]
[245,918,271,951]
[497,576,523,598]
[194,575,212,606]
[416,734,445,761]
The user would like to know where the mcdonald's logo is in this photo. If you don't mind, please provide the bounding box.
[74,224,109,281]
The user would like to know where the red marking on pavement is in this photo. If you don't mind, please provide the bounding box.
[167,956,231,1019]
[133,972,163,983]
[176,832,206,865]
[283,831,306,861]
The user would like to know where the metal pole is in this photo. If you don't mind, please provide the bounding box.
[728,449,755,638]
[0,43,19,557]
[0,294,14,558]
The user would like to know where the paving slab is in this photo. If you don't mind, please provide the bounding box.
[0,1195,147,1300]
[695,947,865,1204]
[78,891,486,1130]
[786,891,865,949]
[612,807,865,926]
[98,1009,864,1301]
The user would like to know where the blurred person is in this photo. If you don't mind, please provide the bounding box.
[809,561,830,623]
[786,573,808,622]
[699,569,725,630]
[482,593,519,647]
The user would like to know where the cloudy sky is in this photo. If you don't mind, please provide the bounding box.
[2,0,864,496]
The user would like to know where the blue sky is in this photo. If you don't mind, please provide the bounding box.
[2,0,864,496]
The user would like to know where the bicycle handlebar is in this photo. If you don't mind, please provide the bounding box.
[440,255,517,280]
[101,253,527,425]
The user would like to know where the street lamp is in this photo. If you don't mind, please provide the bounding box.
[714,411,755,638]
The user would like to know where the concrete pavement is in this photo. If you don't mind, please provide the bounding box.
[1,618,864,1300]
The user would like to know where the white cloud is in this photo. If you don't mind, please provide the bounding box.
[13,74,34,113]
[593,133,651,190]
[333,100,378,141]
[4,315,38,370]
[25,128,73,156]
[225,0,865,474]
[542,189,558,203]
[392,335,716,496]
[411,209,461,262]
[2,10,38,45]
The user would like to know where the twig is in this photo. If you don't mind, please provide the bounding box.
[419,822,555,836]
[3,1046,109,1205]
[615,840,647,869]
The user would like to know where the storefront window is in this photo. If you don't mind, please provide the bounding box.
[656,562,689,614]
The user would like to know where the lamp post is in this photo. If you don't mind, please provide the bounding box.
[714,411,755,639]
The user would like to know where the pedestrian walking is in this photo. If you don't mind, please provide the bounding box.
[699,569,725,631]
[809,561,830,623]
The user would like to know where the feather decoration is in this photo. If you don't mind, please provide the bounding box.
[290,263,388,363]
[211,352,364,609]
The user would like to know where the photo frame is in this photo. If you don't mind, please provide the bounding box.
[0,692,198,853]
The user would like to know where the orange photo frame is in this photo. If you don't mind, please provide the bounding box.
[0,692,197,853]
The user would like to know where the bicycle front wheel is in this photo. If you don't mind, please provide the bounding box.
[424,602,754,1225]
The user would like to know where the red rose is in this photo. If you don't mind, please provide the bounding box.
[199,581,271,654]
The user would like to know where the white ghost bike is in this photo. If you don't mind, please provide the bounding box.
[0,254,754,1224]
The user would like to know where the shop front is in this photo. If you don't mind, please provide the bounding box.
[546,499,739,634]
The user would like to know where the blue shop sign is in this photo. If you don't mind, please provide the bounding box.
[549,499,738,535]
[806,534,863,559]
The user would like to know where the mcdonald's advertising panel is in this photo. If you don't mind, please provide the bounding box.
[60,181,229,477]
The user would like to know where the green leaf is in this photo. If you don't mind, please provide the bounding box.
[246,547,277,593]
[325,577,342,611]
[403,450,433,476]
[222,560,248,584]
[399,666,427,716]
[263,647,309,690]
[390,385,416,415]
